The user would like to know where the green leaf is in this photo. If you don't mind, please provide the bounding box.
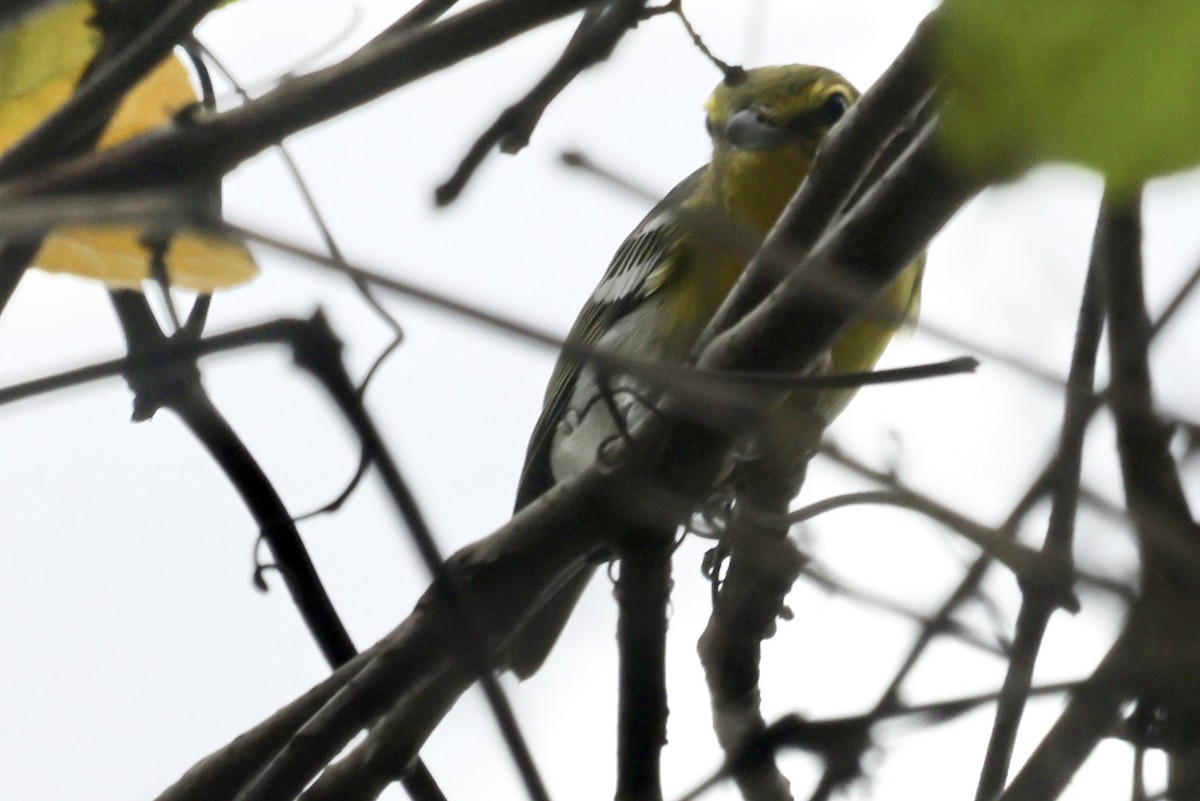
[938,0,1200,187]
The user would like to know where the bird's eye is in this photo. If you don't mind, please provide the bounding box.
[819,92,850,125]
[754,110,777,127]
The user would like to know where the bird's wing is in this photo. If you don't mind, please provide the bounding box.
[514,168,705,510]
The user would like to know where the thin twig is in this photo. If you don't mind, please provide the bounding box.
[801,562,1008,656]
[1150,256,1200,339]
[817,443,1134,600]
[0,317,329,405]
[667,0,740,80]
[190,38,405,521]
[191,40,402,336]
[975,197,1106,801]
[223,221,974,431]
[436,0,645,205]
[677,681,1083,801]
[713,356,978,389]
[791,473,1072,606]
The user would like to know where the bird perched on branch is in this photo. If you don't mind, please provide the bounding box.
[508,64,923,679]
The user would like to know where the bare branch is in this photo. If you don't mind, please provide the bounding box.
[284,315,552,801]
[616,528,675,801]
[156,647,376,801]
[299,664,472,801]
[699,427,813,801]
[1096,189,1200,800]
[1000,638,1130,801]
[436,0,646,205]
[975,194,1106,801]
[109,293,359,666]
[0,190,201,233]
[1100,189,1198,591]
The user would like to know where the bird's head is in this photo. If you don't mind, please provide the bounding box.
[705,65,858,157]
[701,65,858,229]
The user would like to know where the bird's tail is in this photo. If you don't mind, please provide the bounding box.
[505,562,599,680]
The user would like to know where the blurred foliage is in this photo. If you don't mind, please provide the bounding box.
[939,0,1200,188]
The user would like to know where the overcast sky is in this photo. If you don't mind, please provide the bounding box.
[2,1,1199,800]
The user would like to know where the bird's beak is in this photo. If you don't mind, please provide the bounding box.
[722,109,796,150]
[722,105,843,151]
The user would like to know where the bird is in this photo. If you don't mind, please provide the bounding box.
[507,64,924,679]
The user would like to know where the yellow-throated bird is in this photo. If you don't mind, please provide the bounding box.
[509,65,923,679]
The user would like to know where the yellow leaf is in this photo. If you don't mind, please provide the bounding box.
[159,232,259,293]
[938,0,1200,188]
[0,0,257,290]
[97,50,196,148]
[36,227,258,292]
[0,0,96,151]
